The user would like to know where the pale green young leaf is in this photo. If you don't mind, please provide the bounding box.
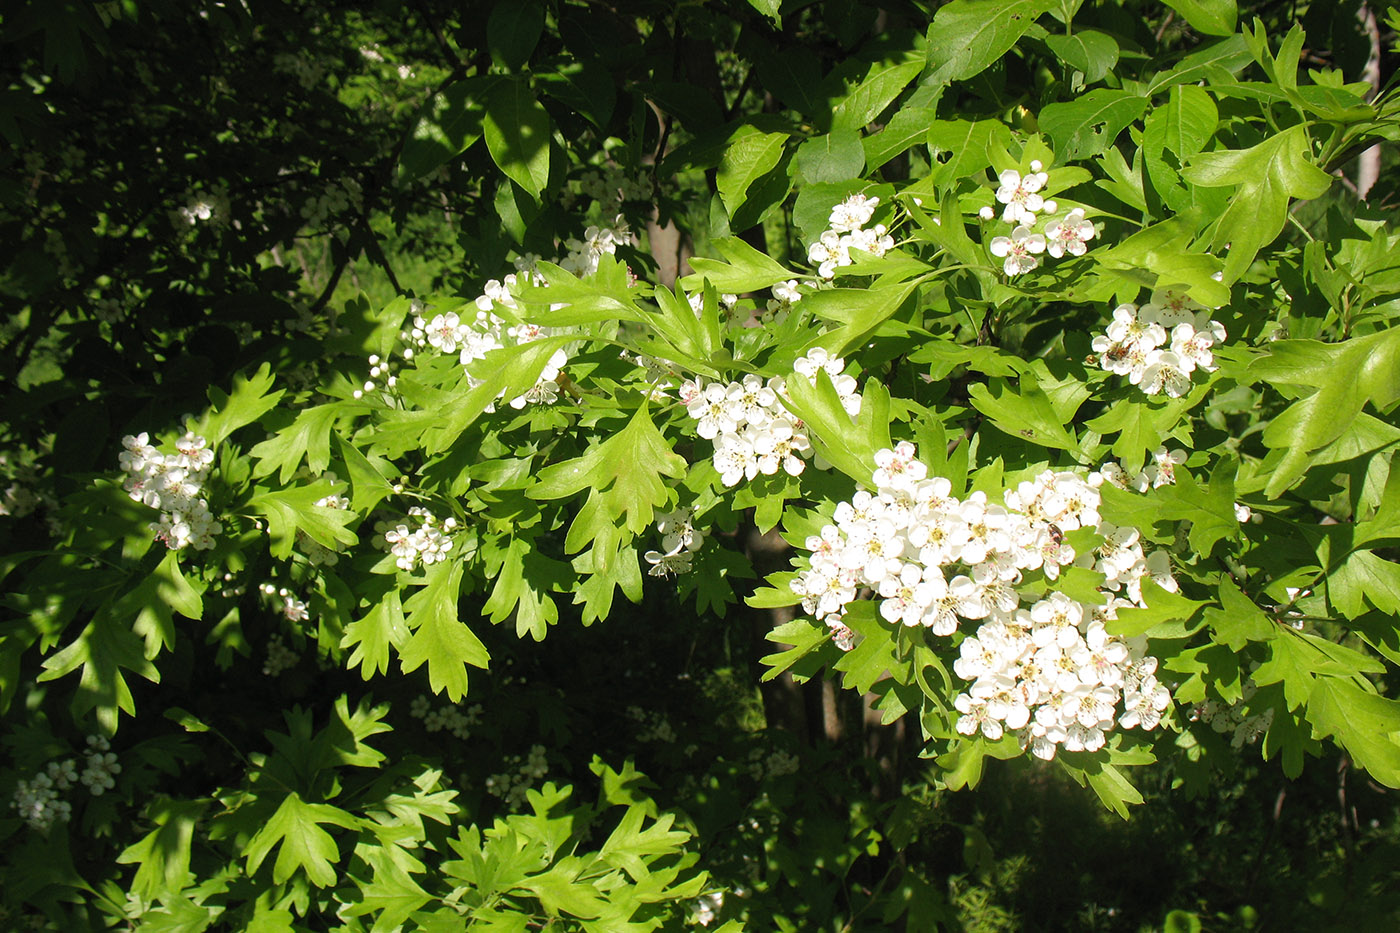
[967,372,1081,455]
[483,536,569,640]
[1205,579,1277,650]
[243,792,358,887]
[1106,579,1207,639]
[781,370,873,483]
[926,119,1010,187]
[483,77,551,201]
[833,602,902,695]
[399,561,488,701]
[1150,461,1239,556]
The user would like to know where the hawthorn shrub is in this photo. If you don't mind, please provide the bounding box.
[4,0,1400,930]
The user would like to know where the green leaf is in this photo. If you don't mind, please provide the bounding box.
[794,130,866,184]
[1039,89,1150,162]
[342,846,433,933]
[341,588,407,680]
[745,0,781,22]
[761,618,831,683]
[1162,0,1237,37]
[126,551,204,659]
[398,561,489,701]
[483,536,569,640]
[243,793,358,887]
[196,363,284,447]
[1150,461,1239,556]
[251,483,359,560]
[1181,125,1333,284]
[38,611,160,734]
[487,0,544,71]
[250,404,339,484]
[830,56,923,134]
[483,77,551,201]
[1250,330,1400,497]
[1205,579,1276,650]
[1106,578,1207,639]
[399,77,494,183]
[926,119,1010,187]
[1044,30,1119,84]
[684,236,797,293]
[717,124,789,218]
[598,806,691,882]
[967,372,1081,454]
[924,0,1057,87]
[864,106,939,171]
[338,434,397,515]
[529,408,687,543]
[1307,678,1400,788]
[117,798,207,900]
[833,602,902,694]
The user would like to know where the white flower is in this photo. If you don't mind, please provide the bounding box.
[1044,209,1095,258]
[988,225,1046,276]
[994,168,1048,224]
[645,547,693,577]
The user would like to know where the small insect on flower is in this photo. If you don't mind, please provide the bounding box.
[1047,523,1064,546]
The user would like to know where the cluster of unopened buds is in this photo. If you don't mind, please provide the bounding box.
[410,695,483,739]
[1091,287,1227,398]
[485,745,550,811]
[682,348,860,488]
[119,431,221,550]
[808,194,895,278]
[377,507,455,571]
[978,162,1097,276]
[352,353,398,400]
[788,441,1176,759]
[644,506,708,578]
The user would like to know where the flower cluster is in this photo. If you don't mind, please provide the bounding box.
[684,349,859,488]
[410,695,483,739]
[688,891,726,927]
[119,431,222,550]
[1189,673,1274,748]
[627,705,678,743]
[982,163,1097,276]
[788,442,1175,758]
[484,745,550,811]
[574,163,655,210]
[377,507,456,572]
[1092,289,1226,398]
[808,194,895,279]
[10,760,76,831]
[79,734,122,796]
[762,279,803,325]
[298,483,351,565]
[263,634,300,676]
[644,506,707,577]
[175,186,229,226]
